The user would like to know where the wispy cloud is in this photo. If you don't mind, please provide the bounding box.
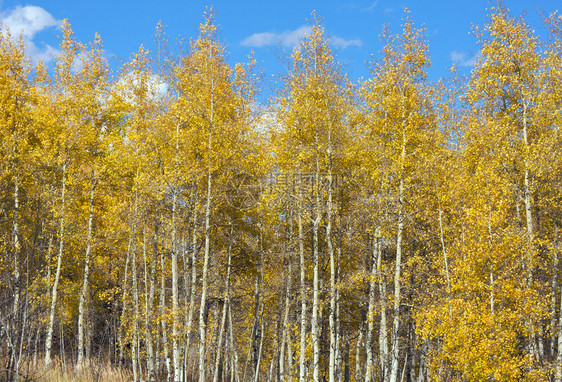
[332,36,362,49]
[0,5,60,63]
[241,26,312,48]
[1,5,57,39]
[241,26,361,50]
[450,50,477,67]
[362,1,378,12]
[336,3,357,12]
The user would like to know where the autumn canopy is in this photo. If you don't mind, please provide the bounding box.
[1,5,562,382]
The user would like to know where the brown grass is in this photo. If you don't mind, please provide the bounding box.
[5,359,132,382]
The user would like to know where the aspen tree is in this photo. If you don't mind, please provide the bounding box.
[110,42,164,378]
[416,7,552,380]
[362,12,431,382]
[0,27,36,382]
[539,16,562,380]
[75,32,109,370]
[174,9,249,380]
[273,15,350,382]
[43,20,83,366]
[466,5,547,369]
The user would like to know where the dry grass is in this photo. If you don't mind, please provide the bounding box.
[5,359,132,382]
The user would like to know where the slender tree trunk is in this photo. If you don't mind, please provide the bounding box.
[287,323,294,382]
[522,101,534,252]
[172,179,181,381]
[327,137,337,382]
[229,301,240,382]
[555,227,562,381]
[279,234,293,382]
[172,120,182,381]
[365,235,378,382]
[378,236,389,380]
[298,173,307,382]
[77,175,96,368]
[159,220,171,380]
[199,118,213,382]
[250,276,261,382]
[255,254,265,382]
[10,172,21,379]
[213,221,234,382]
[131,192,141,381]
[146,219,158,379]
[184,190,199,374]
[344,330,350,382]
[311,139,321,382]
[355,323,363,382]
[552,227,560,358]
[45,161,67,366]
[522,101,539,362]
[335,245,342,382]
[389,126,407,382]
[12,172,20,314]
[556,279,562,381]
[15,247,31,379]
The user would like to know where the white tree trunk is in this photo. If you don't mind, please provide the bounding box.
[279,237,292,382]
[556,278,562,381]
[327,144,336,382]
[45,162,66,366]
[355,324,364,382]
[298,173,307,382]
[172,177,181,381]
[389,128,406,382]
[146,220,158,379]
[199,123,213,382]
[213,221,234,382]
[77,176,96,368]
[365,236,378,382]
[378,246,389,381]
[159,219,171,380]
[311,145,321,382]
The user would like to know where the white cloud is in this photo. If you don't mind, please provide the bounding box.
[241,26,312,48]
[28,43,58,64]
[0,5,59,64]
[115,72,169,104]
[332,36,362,49]
[362,1,378,12]
[1,5,57,39]
[242,26,361,50]
[450,50,477,67]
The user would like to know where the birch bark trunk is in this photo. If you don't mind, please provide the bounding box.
[365,236,378,382]
[213,221,234,382]
[77,174,96,368]
[159,221,171,380]
[298,173,307,382]
[198,48,216,379]
[184,190,199,374]
[146,219,159,379]
[377,239,389,381]
[279,232,293,382]
[172,121,181,381]
[10,172,21,378]
[327,131,337,382]
[45,162,67,366]
[311,136,322,382]
[389,125,406,382]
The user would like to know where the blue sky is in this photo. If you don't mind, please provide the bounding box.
[0,0,560,96]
